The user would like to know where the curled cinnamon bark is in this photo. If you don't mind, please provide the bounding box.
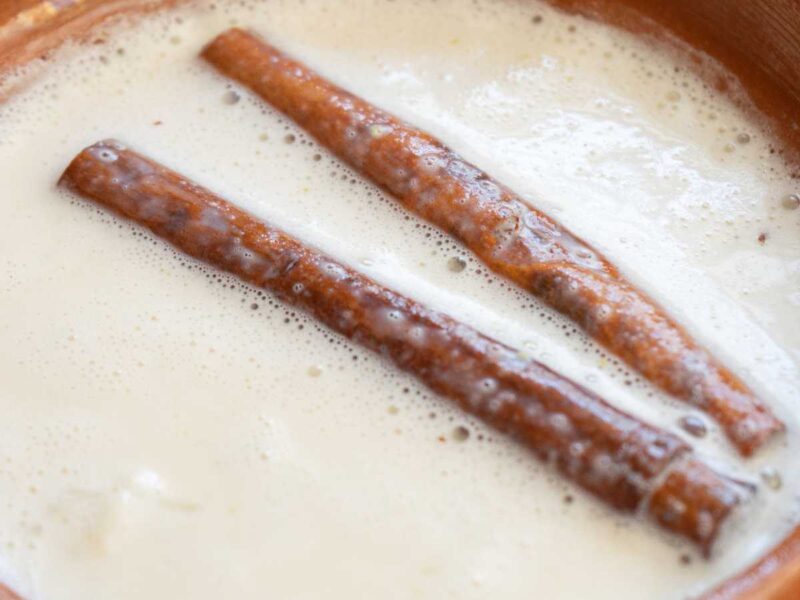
[200,28,783,456]
[60,140,747,553]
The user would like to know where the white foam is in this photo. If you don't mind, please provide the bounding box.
[0,0,798,598]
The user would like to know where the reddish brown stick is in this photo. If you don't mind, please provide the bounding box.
[0,585,20,600]
[200,28,783,456]
[60,140,747,553]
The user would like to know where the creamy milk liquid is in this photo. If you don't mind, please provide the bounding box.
[0,0,799,598]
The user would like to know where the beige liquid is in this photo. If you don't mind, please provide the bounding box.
[0,1,799,598]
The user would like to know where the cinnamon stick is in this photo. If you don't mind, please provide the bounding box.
[200,28,783,456]
[0,585,21,600]
[60,140,747,553]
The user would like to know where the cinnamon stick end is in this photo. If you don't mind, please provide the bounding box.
[649,459,749,557]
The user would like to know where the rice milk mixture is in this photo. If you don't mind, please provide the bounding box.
[0,1,798,598]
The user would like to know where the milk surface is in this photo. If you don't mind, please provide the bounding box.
[0,1,799,598]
